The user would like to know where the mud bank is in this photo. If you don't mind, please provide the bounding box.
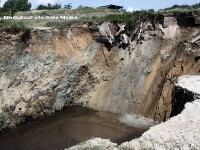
[0,12,200,131]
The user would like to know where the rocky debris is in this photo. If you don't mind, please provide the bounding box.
[67,138,118,150]
[160,50,170,60]
[191,34,200,43]
[98,22,115,45]
[175,75,200,96]
[116,23,126,35]
[171,75,200,116]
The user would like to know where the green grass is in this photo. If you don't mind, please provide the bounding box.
[159,3,200,13]
[0,20,31,30]
[80,10,155,21]
[15,7,116,17]
[45,20,75,29]
[13,21,32,30]
[83,146,103,150]
[119,147,135,150]
[158,8,200,14]
[75,6,117,14]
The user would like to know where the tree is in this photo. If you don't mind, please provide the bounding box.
[47,3,52,9]
[52,4,61,9]
[64,3,72,9]
[3,0,31,16]
[37,4,48,10]
[36,3,61,10]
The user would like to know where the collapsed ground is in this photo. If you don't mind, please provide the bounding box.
[0,11,200,148]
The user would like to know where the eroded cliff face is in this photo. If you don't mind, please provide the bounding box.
[86,13,200,121]
[0,13,199,130]
[0,23,124,130]
[68,75,200,150]
[120,75,200,150]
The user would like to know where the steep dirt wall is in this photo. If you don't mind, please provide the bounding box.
[0,13,200,130]
[84,16,200,122]
[154,40,200,121]
[0,26,106,130]
[0,22,124,130]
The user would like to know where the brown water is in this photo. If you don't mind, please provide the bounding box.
[0,107,146,150]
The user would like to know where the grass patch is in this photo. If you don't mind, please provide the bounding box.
[102,10,155,21]
[75,6,116,14]
[12,21,32,30]
[0,20,31,30]
[0,20,12,29]
[119,147,135,150]
[83,146,103,150]
[45,20,75,29]
[159,2,200,13]
[81,10,155,22]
